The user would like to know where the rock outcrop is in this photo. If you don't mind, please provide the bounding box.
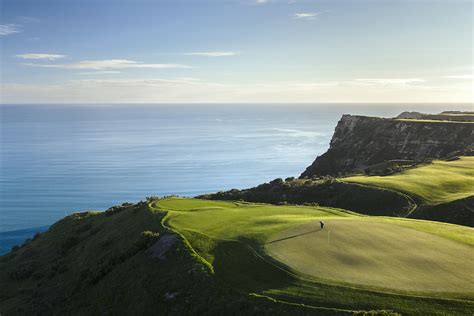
[301,114,474,178]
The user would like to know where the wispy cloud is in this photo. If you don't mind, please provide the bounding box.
[78,71,122,75]
[184,51,239,57]
[73,78,203,86]
[23,59,191,70]
[16,16,40,23]
[445,74,473,80]
[294,12,320,20]
[16,53,67,60]
[3,77,472,103]
[354,78,426,85]
[255,0,269,4]
[0,24,20,36]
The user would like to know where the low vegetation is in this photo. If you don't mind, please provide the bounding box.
[408,196,474,226]
[198,178,415,217]
[204,157,473,226]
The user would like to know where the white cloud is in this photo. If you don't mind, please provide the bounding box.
[23,59,191,70]
[445,75,473,80]
[16,54,67,60]
[354,78,426,85]
[0,24,20,36]
[3,77,472,104]
[184,51,239,57]
[78,71,122,75]
[72,78,203,86]
[256,0,269,4]
[294,12,320,20]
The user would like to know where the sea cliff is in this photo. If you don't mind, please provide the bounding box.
[301,114,474,178]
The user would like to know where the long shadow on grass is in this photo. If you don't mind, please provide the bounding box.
[265,228,323,244]
[210,237,474,315]
[212,238,297,292]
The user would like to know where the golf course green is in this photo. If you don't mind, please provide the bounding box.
[151,197,474,315]
[266,219,473,294]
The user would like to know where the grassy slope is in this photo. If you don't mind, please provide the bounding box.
[343,157,474,205]
[395,119,474,124]
[200,180,415,217]
[153,198,474,315]
[409,196,474,227]
[1,203,357,315]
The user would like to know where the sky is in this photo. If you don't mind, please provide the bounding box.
[0,0,473,104]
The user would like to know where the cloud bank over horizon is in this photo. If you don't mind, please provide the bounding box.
[1,0,472,104]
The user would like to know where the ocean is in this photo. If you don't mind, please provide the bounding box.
[0,103,469,254]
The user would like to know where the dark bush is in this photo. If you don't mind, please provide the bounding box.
[10,261,39,280]
[270,178,284,185]
[61,236,80,255]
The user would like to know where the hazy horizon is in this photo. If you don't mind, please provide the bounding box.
[1,0,473,104]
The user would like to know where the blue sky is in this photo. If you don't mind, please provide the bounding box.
[1,0,472,103]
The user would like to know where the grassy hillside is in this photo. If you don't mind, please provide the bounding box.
[344,157,474,205]
[152,198,474,315]
[199,179,415,217]
[0,202,360,315]
[409,196,474,226]
[2,197,473,315]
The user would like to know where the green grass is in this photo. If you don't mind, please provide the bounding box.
[343,157,474,204]
[2,202,359,315]
[156,198,350,246]
[152,197,474,315]
[266,218,473,295]
[2,197,472,315]
[395,119,474,123]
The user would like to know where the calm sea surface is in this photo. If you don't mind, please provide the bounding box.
[0,103,468,254]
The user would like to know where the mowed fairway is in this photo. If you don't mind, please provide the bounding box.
[266,219,474,295]
[154,198,349,245]
[343,156,474,204]
[154,198,474,301]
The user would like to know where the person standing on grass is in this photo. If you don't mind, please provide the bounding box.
[320,220,325,229]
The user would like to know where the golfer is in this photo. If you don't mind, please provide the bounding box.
[320,220,325,229]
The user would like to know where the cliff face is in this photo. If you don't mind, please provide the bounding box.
[301,115,474,178]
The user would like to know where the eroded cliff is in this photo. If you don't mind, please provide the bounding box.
[301,114,474,178]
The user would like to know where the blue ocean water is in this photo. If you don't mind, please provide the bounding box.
[0,103,468,254]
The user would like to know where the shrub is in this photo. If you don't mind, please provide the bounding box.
[61,236,80,255]
[10,261,39,280]
[270,178,284,185]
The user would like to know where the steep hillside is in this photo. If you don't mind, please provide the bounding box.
[199,179,415,217]
[300,114,474,178]
[2,198,473,315]
[409,196,474,226]
[0,202,358,315]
